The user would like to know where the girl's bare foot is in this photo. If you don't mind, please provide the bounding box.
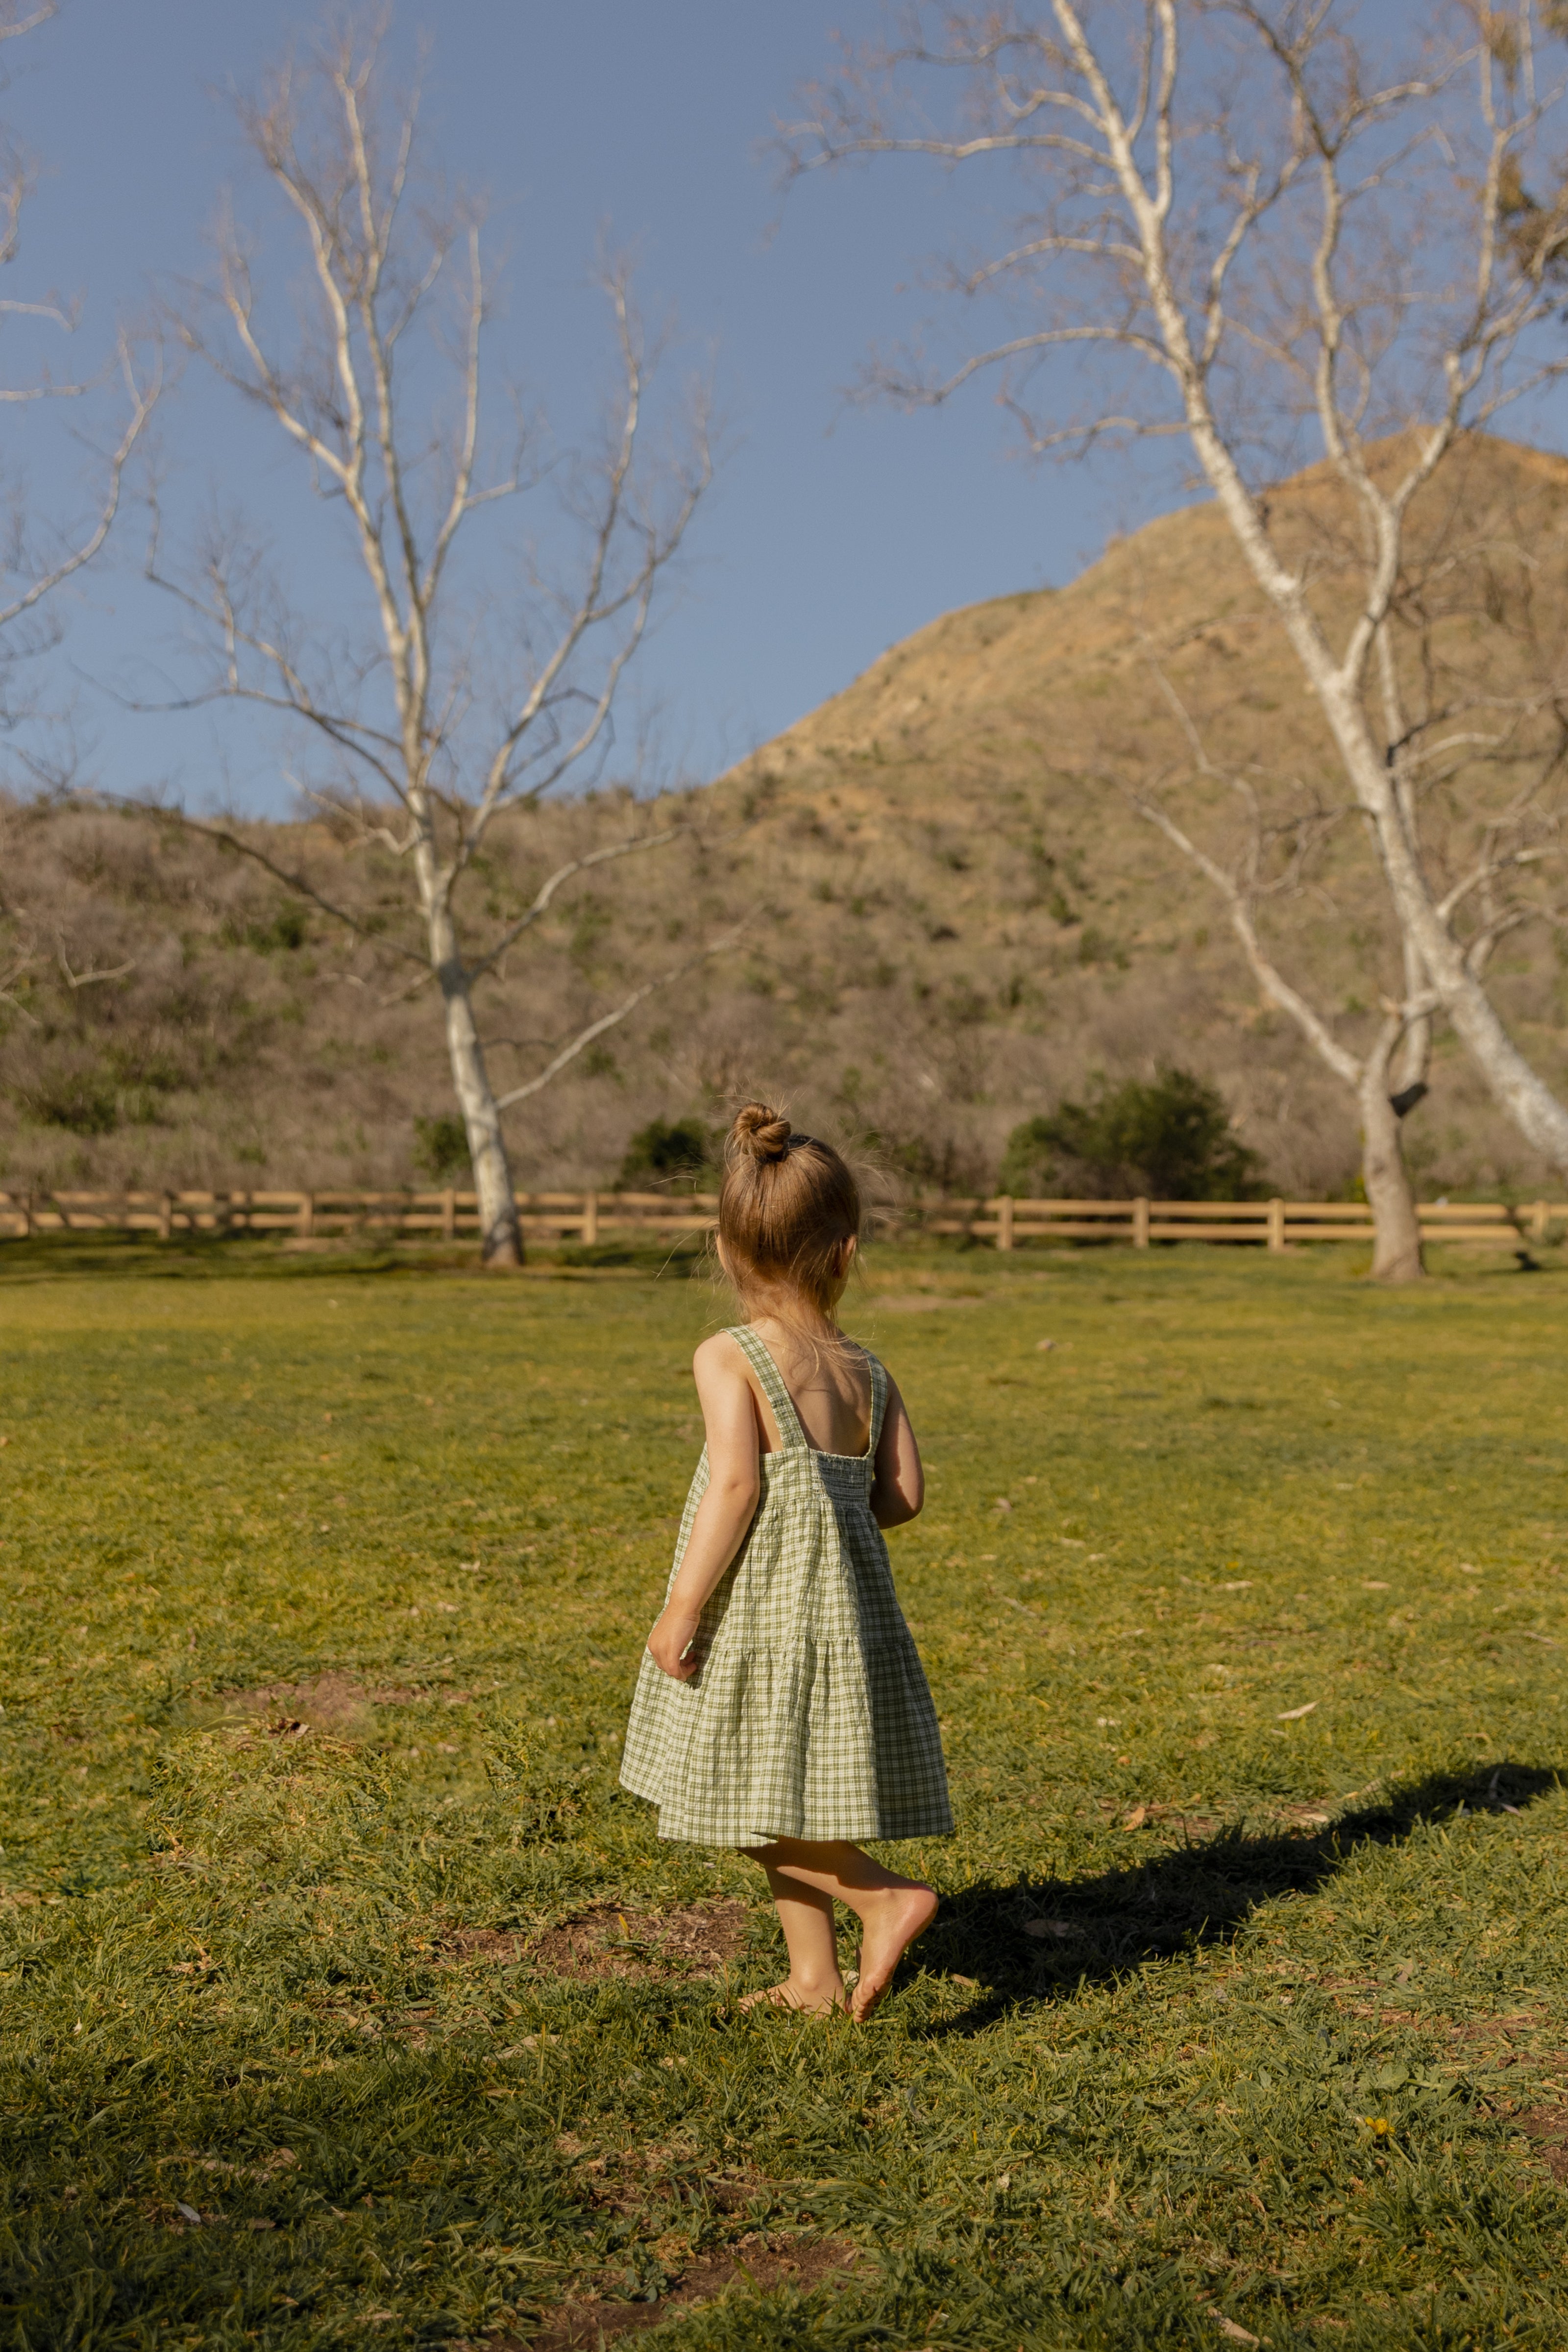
[849,1884,938,2021]
[738,1977,846,2016]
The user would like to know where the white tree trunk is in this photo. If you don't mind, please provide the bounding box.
[429,901,521,1267]
[1357,1033,1424,1284]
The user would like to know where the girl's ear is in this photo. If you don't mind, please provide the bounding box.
[839,1234,858,1279]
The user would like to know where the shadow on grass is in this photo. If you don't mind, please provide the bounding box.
[0,1230,715,1284]
[918,1760,1562,2034]
[0,1230,412,1282]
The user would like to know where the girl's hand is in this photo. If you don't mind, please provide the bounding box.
[646,1602,703,1681]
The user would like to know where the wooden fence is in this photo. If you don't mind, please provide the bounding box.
[1,1187,1563,1250]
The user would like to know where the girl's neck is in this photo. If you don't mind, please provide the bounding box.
[744,1292,843,1345]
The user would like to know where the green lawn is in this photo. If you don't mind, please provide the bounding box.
[3,1237,1568,2350]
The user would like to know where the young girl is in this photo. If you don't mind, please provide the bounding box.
[619,1103,952,2020]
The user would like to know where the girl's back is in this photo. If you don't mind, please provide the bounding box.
[736,1316,871,1457]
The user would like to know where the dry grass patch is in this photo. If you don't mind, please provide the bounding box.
[222,1672,473,1733]
[519,2235,863,2351]
[468,1900,755,1983]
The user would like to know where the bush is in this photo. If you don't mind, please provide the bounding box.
[413,1113,470,1183]
[1000,1068,1265,1200]
[15,1068,120,1136]
[616,1116,716,1192]
[220,903,309,954]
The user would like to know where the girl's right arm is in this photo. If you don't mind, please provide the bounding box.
[870,1375,924,1528]
[644,1335,761,1681]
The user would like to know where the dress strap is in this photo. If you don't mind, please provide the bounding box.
[864,1350,888,1461]
[727,1326,810,1450]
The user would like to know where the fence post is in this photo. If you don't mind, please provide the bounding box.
[1132,1197,1151,1249]
[1267,1197,1285,1253]
[582,1188,599,1247]
[996,1194,1013,1252]
[1532,1199,1549,1245]
[441,1187,456,1241]
[297,1192,314,1239]
[157,1192,172,1241]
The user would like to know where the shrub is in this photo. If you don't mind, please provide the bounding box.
[1000,1067,1265,1200]
[413,1113,470,1182]
[15,1069,120,1136]
[221,903,309,954]
[616,1116,716,1192]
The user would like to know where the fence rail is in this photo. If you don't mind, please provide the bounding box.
[1,1187,1564,1250]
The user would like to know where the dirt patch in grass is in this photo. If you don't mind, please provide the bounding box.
[517,2236,863,2350]
[875,1293,985,1312]
[220,1673,471,1731]
[1513,2107,1568,2179]
[445,1901,753,1981]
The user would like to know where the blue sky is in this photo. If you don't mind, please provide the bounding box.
[0,4,1279,808]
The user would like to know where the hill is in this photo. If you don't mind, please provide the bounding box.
[1,433,1565,1201]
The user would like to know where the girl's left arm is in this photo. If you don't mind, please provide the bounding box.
[871,1376,924,1529]
[644,1335,762,1681]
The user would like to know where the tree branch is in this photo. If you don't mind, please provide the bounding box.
[492,925,742,1112]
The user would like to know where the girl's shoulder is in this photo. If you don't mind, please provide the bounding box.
[692,1328,752,1377]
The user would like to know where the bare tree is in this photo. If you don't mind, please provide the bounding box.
[1104,430,1568,1276]
[783,0,1568,1231]
[0,0,156,782]
[143,20,718,1265]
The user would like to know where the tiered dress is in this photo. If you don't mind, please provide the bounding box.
[619,1326,952,1849]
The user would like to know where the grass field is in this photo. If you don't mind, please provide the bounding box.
[3,1235,1568,2350]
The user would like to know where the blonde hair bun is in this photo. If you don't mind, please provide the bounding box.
[718,1097,861,1322]
[730,1102,792,1165]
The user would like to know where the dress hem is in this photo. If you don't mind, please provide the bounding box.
[620,1773,953,1848]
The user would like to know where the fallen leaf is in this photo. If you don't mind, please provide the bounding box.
[175,2202,201,2225]
[1214,2322,1264,2347]
[1277,1701,1318,1721]
[1036,1338,1057,1352]
[1221,1579,1252,1589]
[1123,1804,1150,1830]
[950,1974,978,1988]
[1024,1918,1073,1939]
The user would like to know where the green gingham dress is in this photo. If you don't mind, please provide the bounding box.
[619,1325,952,1849]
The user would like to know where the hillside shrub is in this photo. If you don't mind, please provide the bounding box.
[616,1116,716,1192]
[15,1067,120,1136]
[220,903,309,954]
[413,1114,469,1183]
[1000,1067,1265,1200]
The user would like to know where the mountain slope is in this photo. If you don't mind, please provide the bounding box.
[1,435,1564,1200]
